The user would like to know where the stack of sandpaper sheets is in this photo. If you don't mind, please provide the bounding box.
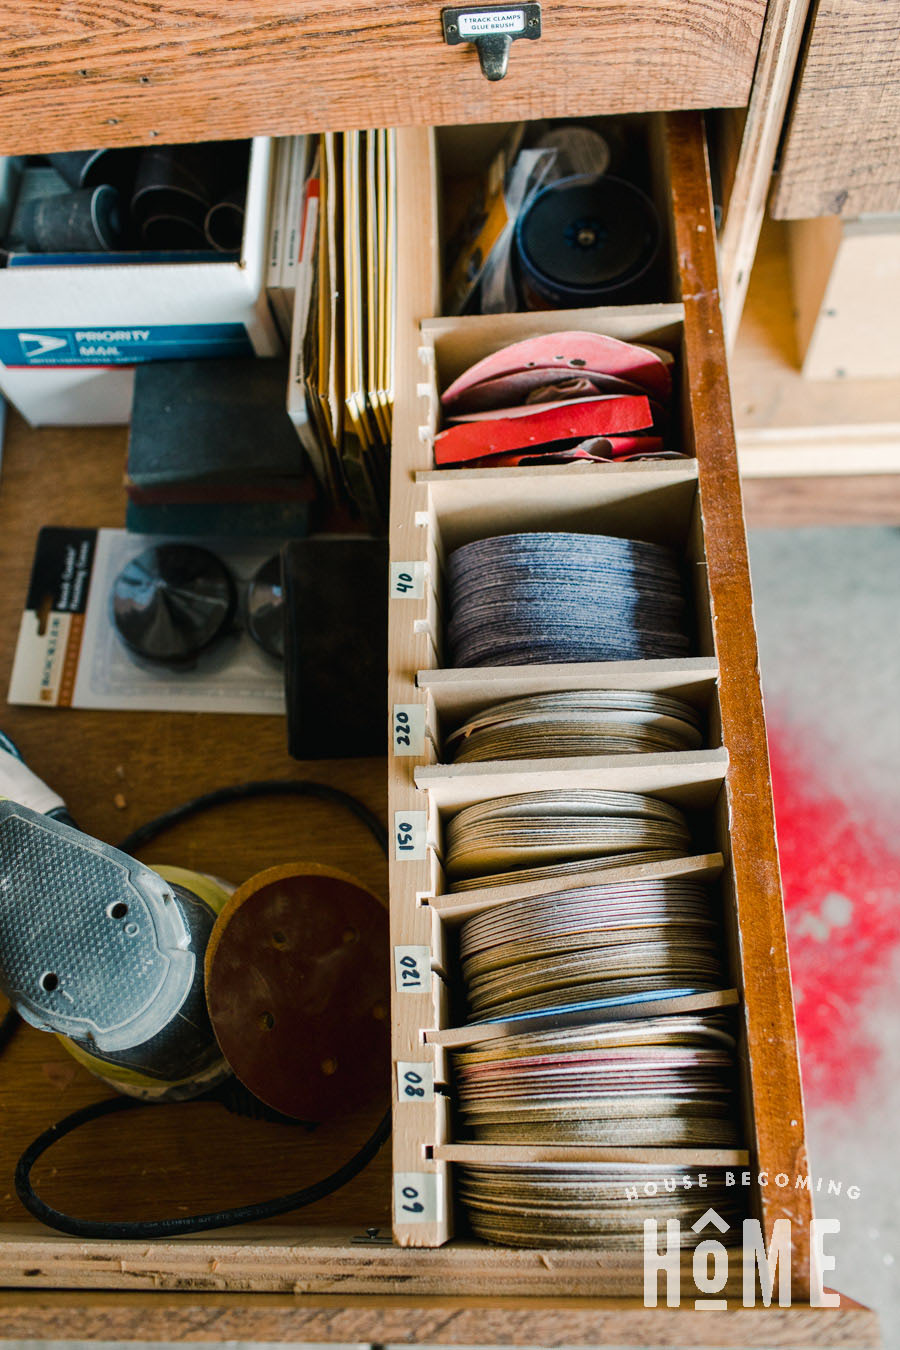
[449,875,741,1245]
[435,330,681,469]
[452,1010,736,1145]
[446,532,690,667]
[287,129,396,532]
[456,1162,743,1248]
[446,689,703,763]
[457,876,723,1021]
[444,789,692,891]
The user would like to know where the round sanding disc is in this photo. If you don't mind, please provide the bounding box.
[204,863,389,1121]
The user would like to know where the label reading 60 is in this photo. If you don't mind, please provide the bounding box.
[393,1171,439,1224]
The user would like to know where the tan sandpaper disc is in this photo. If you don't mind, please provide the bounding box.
[205,862,389,1121]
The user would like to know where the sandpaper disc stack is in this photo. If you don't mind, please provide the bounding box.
[446,689,703,763]
[452,1009,737,1147]
[446,532,690,668]
[443,788,692,892]
[456,1162,744,1248]
[457,875,723,1023]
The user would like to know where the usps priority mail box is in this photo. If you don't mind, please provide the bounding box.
[0,138,280,427]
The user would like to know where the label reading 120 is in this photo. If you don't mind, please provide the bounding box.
[394,810,427,860]
[394,945,432,993]
[397,1061,435,1102]
[393,703,426,757]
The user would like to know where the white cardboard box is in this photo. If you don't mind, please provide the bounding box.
[0,138,280,426]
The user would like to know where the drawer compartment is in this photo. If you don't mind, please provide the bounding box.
[388,110,812,1288]
[0,111,880,1347]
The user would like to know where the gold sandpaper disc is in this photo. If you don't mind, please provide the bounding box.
[205,862,389,1121]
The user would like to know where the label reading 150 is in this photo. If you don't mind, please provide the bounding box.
[394,809,426,860]
[397,1061,435,1102]
[393,703,425,757]
[394,944,432,993]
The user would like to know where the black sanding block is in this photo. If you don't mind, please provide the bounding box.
[282,537,388,759]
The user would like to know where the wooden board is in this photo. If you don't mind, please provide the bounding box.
[788,216,900,380]
[771,0,900,218]
[742,474,900,528]
[714,0,813,342]
[665,112,812,1291]
[0,1289,883,1344]
[0,1,768,155]
[730,218,900,487]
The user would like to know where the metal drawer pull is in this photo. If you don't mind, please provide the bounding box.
[441,4,542,81]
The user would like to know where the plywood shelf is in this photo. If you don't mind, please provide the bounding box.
[732,218,900,525]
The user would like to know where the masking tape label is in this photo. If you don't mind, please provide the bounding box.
[397,1060,435,1102]
[394,810,427,860]
[394,1171,440,1224]
[392,703,426,757]
[390,562,426,599]
[394,944,432,993]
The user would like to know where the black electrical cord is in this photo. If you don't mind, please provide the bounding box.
[14,777,392,1240]
[116,777,389,857]
[16,1097,391,1240]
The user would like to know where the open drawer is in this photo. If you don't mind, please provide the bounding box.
[0,113,881,1346]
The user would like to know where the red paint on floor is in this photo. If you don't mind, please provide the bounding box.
[767,719,900,1107]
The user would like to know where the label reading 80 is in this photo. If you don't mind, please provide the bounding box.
[397,1060,435,1102]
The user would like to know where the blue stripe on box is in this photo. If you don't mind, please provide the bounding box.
[0,323,254,367]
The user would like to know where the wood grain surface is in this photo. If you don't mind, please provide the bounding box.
[665,112,812,1291]
[743,473,900,527]
[771,0,900,218]
[0,0,767,155]
[0,408,391,1233]
[0,1289,883,1344]
[714,0,812,342]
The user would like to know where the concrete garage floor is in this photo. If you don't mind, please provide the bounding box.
[748,525,900,1337]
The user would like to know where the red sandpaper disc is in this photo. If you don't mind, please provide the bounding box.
[205,863,389,1121]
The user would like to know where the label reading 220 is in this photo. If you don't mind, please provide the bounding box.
[393,704,425,756]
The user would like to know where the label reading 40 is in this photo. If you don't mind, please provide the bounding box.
[394,944,432,993]
[390,562,426,599]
